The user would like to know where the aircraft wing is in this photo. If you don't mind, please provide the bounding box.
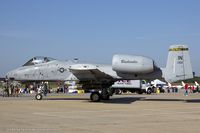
[69,64,114,81]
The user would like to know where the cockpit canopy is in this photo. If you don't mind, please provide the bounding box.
[23,56,55,66]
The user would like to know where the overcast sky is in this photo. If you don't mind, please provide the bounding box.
[0,0,200,76]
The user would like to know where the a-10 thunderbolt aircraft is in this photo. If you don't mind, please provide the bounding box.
[6,45,193,102]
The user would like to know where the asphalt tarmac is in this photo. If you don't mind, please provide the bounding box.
[0,92,200,133]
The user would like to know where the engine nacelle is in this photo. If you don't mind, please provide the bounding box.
[112,55,154,74]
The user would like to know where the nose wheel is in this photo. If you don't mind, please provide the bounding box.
[35,93,43,100]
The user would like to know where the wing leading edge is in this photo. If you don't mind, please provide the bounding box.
[69,64,113,81]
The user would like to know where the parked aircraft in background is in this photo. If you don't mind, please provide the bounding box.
[195,81,200,87]
[6,45,193,102]
[167,81,185,90]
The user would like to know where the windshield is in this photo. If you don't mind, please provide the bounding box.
[23,56,55,66]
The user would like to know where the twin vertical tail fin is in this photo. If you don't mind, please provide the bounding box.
[164,45,193,82]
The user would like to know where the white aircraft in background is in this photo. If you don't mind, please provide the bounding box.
[167,81,185,90]
[195,81,200,87]
[6,45,193,102]
[168,81,199,90]
[194,81,200,92]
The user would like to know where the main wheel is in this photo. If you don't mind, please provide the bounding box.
[90,92,101,102]
[101,88,110,100]
[35,93,43,100]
